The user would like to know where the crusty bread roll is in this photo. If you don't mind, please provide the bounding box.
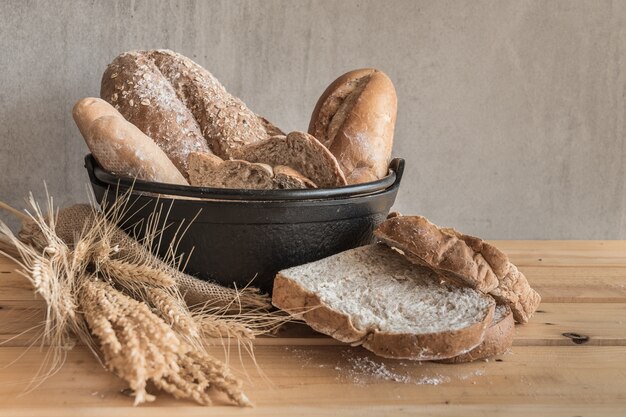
[233,131,347,188]
[73,98,188,186]
[308,69,397,184]
[187,152,317,190]
[101,50,282,168]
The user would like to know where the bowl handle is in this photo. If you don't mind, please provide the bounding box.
[389,158,405,188]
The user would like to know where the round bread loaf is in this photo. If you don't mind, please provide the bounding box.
[101,50,282,172]
[308,69,397,184]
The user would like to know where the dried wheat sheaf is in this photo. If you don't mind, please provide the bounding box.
[0,191,288,406]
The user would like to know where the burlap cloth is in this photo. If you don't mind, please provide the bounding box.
[18,204,269,310]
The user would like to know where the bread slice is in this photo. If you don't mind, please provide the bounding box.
[489,262,542,324]
[272,244,495,360]
[188,152,274,189]
[273,165,317,189]
[374,216,541,323]
[438,305,514,363]
[233,131,347,188]
[187,152,317,190]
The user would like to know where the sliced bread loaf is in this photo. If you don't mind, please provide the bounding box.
[272,244,495,360]
[374,216,541,323]
[232,131,347,188]
[438,304,514,363]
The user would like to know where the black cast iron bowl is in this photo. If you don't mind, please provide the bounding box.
[85,154,404,292]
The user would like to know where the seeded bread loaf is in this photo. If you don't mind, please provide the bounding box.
[187,152,317,190]
[73,98,188,186]
[438,304,514,363]
[101,49,282,169]
[233,131,347,188]
[100,51,211,176]
[309,69,397,184]
[272,244,495,360]
[374,216,541,323]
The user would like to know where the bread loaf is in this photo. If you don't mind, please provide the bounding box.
[374,216,541,323]
[309,69,397,184]
[272,244,495,360]
[233,131,347,188]
[73,98,188,185]
[101,50,282,166]
[187,152,316,190]
[100,51,210,176]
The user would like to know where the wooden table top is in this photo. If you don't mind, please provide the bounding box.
[1,240,625,416]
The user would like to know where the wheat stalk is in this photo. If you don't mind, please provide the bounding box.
[79,277,251,406]
[144,286,200,342]
[79,278,182,405]
[0,190,288,406]
[101,259,176,288]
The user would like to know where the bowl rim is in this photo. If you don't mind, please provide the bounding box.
[85,154,405,202]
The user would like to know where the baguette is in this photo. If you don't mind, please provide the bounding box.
[73,98,188,185]
[309,69,397,184]
[272,244,495,360]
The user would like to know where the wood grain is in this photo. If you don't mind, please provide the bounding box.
[1,302,625,347]
[1,241,625,415]
[0,346,624,414]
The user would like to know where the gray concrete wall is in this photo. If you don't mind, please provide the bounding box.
[1,0,624,238]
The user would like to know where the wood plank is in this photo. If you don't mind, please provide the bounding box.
[5,261,626,304]
[0,346,624,413]
[491,240,626,267]
[524,266,626,303]
[1,405,624,417]
[2,302,625,347]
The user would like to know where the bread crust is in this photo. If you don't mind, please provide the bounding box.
[490,263,542,324]
[272,273,495,361]
[73,100,188,186]
[375,216,504,293]
[438,305,514,363]
[375,216,541,323]
[309,69,397,184]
